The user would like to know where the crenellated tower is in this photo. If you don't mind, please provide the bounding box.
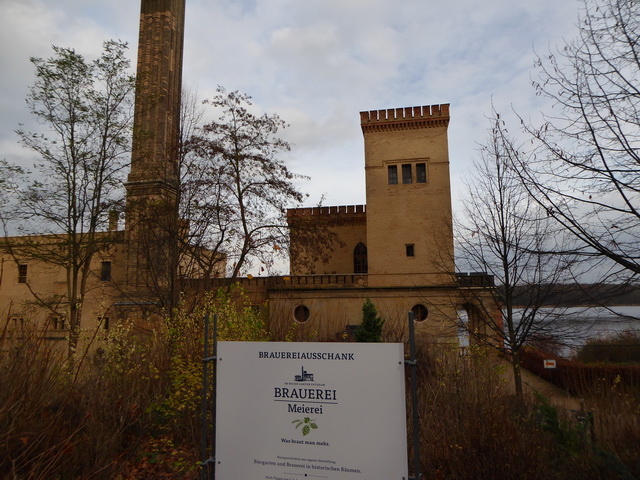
[360,104,455,287]
[125,0,186,301]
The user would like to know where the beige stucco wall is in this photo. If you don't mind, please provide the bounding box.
[267,286,460,344]
[0,235,127,343]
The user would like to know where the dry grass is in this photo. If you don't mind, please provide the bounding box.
[1,314,638,479]
[0,323,177,479]
[412,345,638,479]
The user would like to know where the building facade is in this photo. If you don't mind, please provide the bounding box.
[0,0,189,346]
[261,105,497,343]
[1,0,498,348]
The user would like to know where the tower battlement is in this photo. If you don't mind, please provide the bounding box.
[287,205,366,226]
[360,104,449,132]
[288,205,366,218]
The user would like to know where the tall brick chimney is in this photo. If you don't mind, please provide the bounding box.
[124,0,186,300]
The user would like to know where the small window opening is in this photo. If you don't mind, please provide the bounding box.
[402,164,412,184]
[406,244,415,257]
[387,165,398,185]
[18,264,27,283]
[98,316,110,330]
[411,304,429,322]
[52,316,66,330]
[12,317,25,330]
[100,261,111,281]
[354,242,368,274]
[294,305,310,323]
[416,163,427,183]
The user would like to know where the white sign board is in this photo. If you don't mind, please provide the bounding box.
[215,341,408,480]
[544,359,557,369]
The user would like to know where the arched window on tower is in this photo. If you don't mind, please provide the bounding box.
[354,242,368,274]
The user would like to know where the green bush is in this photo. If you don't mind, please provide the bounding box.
[354,298,384,342]
[147,286,271,445]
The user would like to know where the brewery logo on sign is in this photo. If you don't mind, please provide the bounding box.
[294,366,314,382]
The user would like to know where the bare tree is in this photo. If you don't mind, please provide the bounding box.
[516,0,640,283]
[4,41,135,363]
[176,89,227,292]
[0,160,22,223]
[130,87,337,313]
[183,87,308,280]
[457,111,576,396]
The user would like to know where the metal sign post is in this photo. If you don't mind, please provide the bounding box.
[406,311,422,480]
[200,314,217,480]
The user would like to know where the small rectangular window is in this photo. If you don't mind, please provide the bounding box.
[52,316,66,330]
[387,165,398,185]
[98,316,110,330]
[11,317,24,330]
[402,164,412,184]
[18,264,27,283]
[406,244,415,257]
[416,163,427,183]
[100,261,111,281]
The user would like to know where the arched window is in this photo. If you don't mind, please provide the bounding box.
[354,242,368,274]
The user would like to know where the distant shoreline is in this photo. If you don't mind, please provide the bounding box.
[509,283,640,307]
[512,303,640,308]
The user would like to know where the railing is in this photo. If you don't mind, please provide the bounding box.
[189,274,368,290]
[194,273,493,289]
[273,274,367,287]
[457,272,495,287]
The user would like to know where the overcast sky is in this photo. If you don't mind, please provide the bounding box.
[1,0,583,213]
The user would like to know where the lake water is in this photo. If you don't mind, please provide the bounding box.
[458,305,640,358]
